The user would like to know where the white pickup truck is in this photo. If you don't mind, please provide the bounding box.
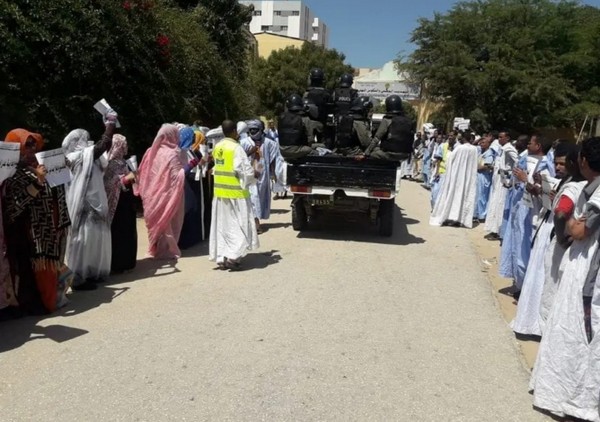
[285,155,401,237]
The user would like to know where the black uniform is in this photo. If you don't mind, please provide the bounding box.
[278,111,316,160]
[334,113,372,157]
[333,87,358,117]
[303,87,332,123]
[367,114,414,161]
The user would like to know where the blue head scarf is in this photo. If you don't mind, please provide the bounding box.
[247,119,264,142]
[178,127,195,149]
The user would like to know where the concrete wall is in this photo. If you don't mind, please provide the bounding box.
[254,32,306,58]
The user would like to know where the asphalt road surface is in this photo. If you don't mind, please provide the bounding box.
[0,181,546,421]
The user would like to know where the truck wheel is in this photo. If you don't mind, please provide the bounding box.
[292,197,308,231]
[378,199,394,237]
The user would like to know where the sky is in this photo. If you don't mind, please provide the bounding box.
[303,0,600,69]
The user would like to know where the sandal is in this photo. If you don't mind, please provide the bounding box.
[225,259,241,271]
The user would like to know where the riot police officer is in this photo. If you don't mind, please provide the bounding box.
[334,96,373,157]
[366,95,414,161]
[303,68,332,123]
[303,97,326,148]
[333,73,358,117]
[278,94,316,160]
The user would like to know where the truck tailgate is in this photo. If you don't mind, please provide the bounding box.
[287,156,399,190]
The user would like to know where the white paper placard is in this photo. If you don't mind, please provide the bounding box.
[541,174,559,211]
[35,148,71,187]
[93,98,121,128]
[0,141,21,184]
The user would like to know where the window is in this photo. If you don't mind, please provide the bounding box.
[261,25,269,31]
[253,10,261,16]
[292,10,299,16]
[281,26,288,31]
[274,10,281,16]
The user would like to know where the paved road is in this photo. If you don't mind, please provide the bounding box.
[0,181,545,421]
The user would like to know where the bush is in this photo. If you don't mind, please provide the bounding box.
[0,0,255,152]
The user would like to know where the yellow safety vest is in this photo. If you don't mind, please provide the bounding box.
[438,143,450,175]
[213,138,250,199]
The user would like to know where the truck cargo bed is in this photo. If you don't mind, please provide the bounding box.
[286,156,398,190]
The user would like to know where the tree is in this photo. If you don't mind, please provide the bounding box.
[398,0,600,133]
[0,0,256,151]
[251,42,354,115]
[195,0,254,71]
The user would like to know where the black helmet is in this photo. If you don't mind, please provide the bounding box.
[303,98,319,120]
[385,95,403,114]
[339,73,354,88]
[309,68,324,84]
[359,96,373,112]
[351,96,373,114]
[286,94,304,112]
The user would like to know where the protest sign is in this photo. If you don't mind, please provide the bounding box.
[35,148,71,187]
[0,141,21,183]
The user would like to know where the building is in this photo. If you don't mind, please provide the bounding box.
[240,1,329,48]
[354,61,434,129]
[354,61,420,103]
[253,32,306,58]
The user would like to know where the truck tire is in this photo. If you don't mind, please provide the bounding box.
[292,197,308,231]
[378,199,394,237]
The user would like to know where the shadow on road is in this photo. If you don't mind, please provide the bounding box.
[104,257,182,286]
[296,205,426,246]
[238,250,282,271]
[270,208,290,215]
[180,241,209,258]
[261,222,292,232]
[0,285,128,354]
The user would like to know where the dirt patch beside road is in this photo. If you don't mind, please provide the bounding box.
[466,226,540,371]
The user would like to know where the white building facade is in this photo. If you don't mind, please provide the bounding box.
[354,61,420,102]
[240,0,329,48]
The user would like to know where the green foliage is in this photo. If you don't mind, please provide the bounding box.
[399,0,600,133]
[403,103,418,128]
[373,103,386,114]
[0,0,256,151]
[195,0,253,70]
[251,42,354,115]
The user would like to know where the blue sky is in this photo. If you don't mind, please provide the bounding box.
[303,0,600,68]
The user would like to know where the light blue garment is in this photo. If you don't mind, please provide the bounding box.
[265,129,279,143]
[499,186,515,239]
[475,148,495,219]
[430,142,447,208]
[498,155,553,289]
[499,155,531,287]
[546,149,555,178]
[422,147,431,187]
[240,135,278,220]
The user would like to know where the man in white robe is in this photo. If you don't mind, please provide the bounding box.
[209,120,259,270]
[511,143,585,336]
[484,131,519,239]
[429,136,479,228]
[530,136,600,421]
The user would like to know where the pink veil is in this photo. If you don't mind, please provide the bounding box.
[135,124,186,258]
